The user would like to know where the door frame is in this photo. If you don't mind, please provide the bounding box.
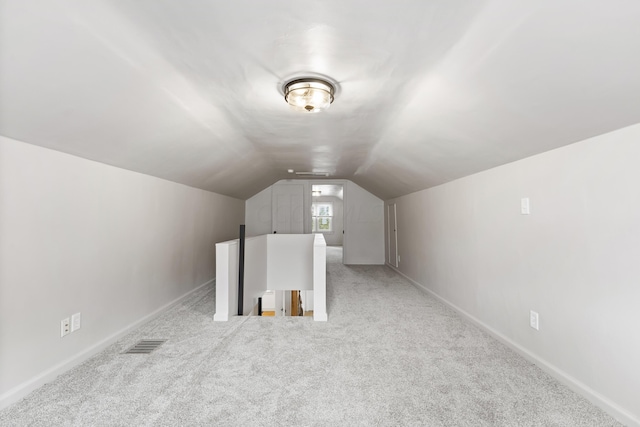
[310,181,346,264]
[387,203,398,267]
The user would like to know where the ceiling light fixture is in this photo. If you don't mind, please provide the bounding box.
[312,190,322,197]
[284,78,335,113]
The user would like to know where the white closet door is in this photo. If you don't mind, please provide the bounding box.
[272,184,304,234]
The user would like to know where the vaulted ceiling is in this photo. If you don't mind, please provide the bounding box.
[2,1,640,200]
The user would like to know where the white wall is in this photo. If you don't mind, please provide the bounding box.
[344,181,385,265]
[246,180,384,264]
[300,290,314,311]
[267,234,314,291]
[245,186,272,237]
[0,136,244,407]
[386,124,640,426]
[261,290,275,310]
[244,236,268,310]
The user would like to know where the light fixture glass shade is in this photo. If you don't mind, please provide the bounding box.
[284,78,335,113]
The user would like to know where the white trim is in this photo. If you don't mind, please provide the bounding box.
[387,203,398,267]
[313,312,328,322]
[388,265,639,427]
[0,279,214,411]
[312,233,328,322]
[213,313,229,321]
[312,201,334,233]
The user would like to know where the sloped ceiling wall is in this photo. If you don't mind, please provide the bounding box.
[1,0,640,200]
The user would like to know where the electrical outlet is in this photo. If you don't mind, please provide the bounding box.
[529,310,539,330]
[61,318,70,337]
[521,198,531,215]
[71,312,81,332]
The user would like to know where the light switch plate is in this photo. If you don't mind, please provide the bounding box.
[71,312,81,332]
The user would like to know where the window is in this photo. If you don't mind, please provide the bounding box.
[312,202,333,233]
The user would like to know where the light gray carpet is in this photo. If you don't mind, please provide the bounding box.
[0,247,622,426]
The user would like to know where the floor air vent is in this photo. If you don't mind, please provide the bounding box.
[124,339,167,354]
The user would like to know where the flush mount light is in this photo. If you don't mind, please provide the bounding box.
[284,78,335,113]
[312,190,322,197]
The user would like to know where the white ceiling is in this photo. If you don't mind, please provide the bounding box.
[2,1,640,200]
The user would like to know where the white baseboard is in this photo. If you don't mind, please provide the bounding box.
[0,279,214,411]
[388,265,639,427]
[213,313,228,321]
[313,312,328,322]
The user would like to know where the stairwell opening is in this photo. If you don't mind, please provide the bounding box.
[256,289,314,317]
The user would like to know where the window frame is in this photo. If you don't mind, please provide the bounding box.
[312,202,333,233]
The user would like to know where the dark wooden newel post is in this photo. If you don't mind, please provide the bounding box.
[237,224,246,316]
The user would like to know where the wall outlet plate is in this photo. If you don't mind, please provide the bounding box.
[530,310,539,330]
[61,318,70,337]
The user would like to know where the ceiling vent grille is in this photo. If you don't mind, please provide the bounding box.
[123,339,167,354]
[295,171,329,177]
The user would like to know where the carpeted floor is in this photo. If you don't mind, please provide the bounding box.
[0,247,622,426]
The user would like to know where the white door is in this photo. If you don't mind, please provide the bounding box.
[388,203,398,267]
[272,184,304,234]
[274,290,284,316]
